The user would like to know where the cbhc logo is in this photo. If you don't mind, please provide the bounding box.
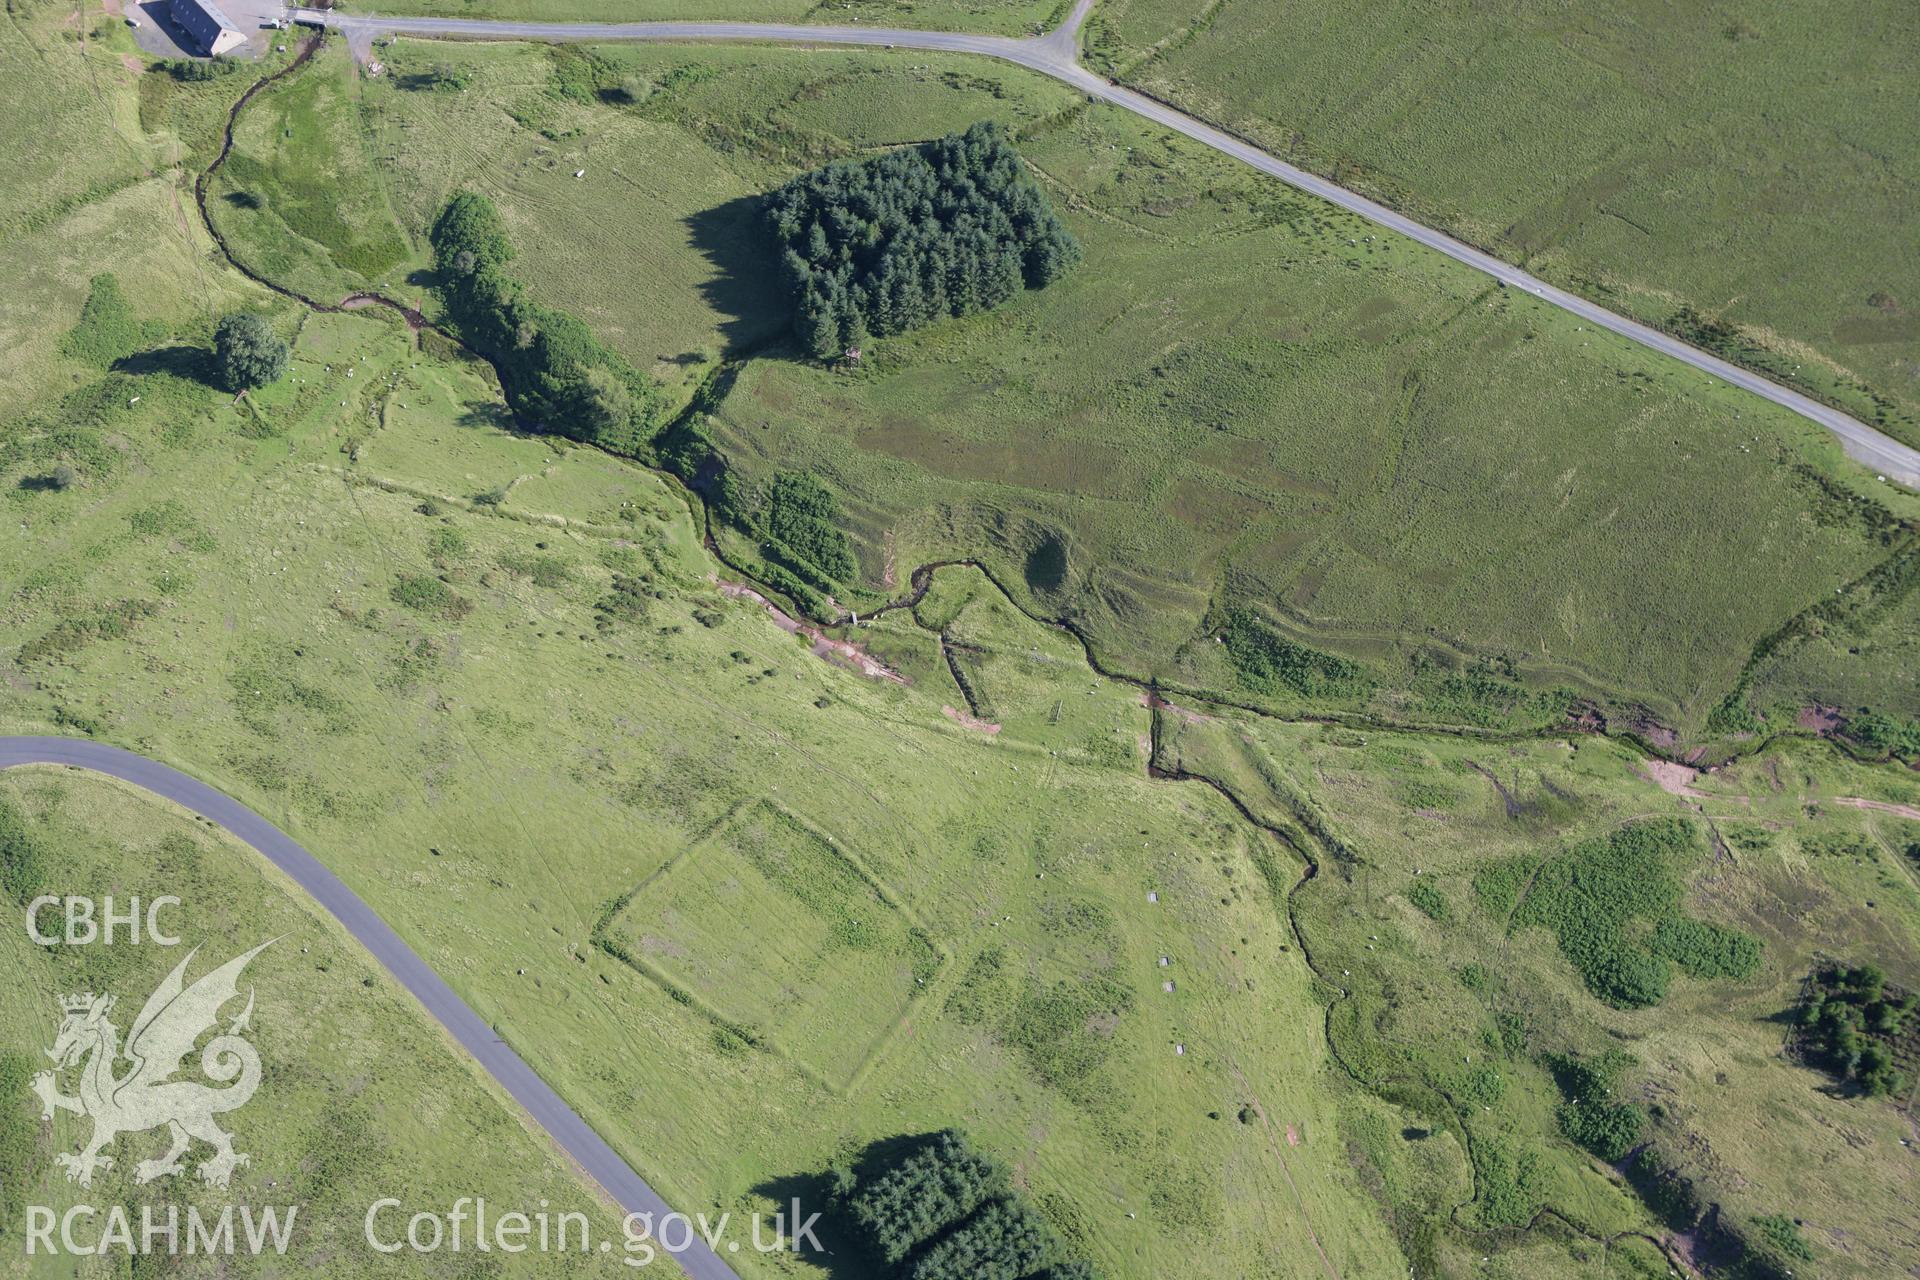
[26,896,183,946]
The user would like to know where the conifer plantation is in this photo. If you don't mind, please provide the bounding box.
[829,1130,1101,1280]
[767,122,1082,358]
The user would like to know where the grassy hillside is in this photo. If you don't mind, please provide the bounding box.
[0,770,633,1277]
[1093,0,1920,449]
[5,9,1919,1278]
[208,36,1920,741]
[11,292,1915,1275]
[1155,711,1920,1278]
[0,295,1408,1277]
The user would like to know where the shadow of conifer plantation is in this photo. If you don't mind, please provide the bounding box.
[686,194,791,357]
[749,1132,948,1280]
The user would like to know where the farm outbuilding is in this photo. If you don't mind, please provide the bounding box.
[171,0,247,57]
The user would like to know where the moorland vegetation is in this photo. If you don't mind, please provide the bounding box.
[1799,965,1916,1097]
[7,13,1919,1279]
[1489,817,1764,1008]
[1099,0,1920,448]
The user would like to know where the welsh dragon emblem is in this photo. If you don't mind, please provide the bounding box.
[32,941,273,1189]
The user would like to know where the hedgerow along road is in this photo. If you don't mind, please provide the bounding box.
[0,737,745,1280]
[285,0,1920,491]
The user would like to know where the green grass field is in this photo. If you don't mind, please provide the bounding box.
[202,33,1920,741]
[1096,0,1920,449]
[5,5,1920,1278]
[682,62,1918,736]
[1155,709,1920,1278]
[8,267,1914,1273]
[0,769,635,1278]
[210,44,416,301]
[604,800,945,1088]
[0,285,1409,1276]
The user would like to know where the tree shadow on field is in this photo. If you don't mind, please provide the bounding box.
[746,1169,874,1280]
[457,401,517,431]
[747,1132,948,1280]
[112,344,216,387]
[685,195,789,357]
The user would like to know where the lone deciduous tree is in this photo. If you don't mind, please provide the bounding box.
[214,312,290,391]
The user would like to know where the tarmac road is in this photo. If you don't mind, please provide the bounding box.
[0,736,743,1280]
[287,0,1920,490]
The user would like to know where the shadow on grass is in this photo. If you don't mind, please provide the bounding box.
[747,1169,871,1279]
[685,194,788,356]
[112,345,216,386]
[457,401,517,431]
[747,1132,948,1280]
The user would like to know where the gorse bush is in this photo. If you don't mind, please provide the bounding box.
[594,575,653,629]
[1799,964,1915,1097]
[1472,856,1540,918]
[1470,1135,1541,1228]
[766,122,1081,359]
[60,274,148,369]
[0,1053,36,1230]
[1407,877,1450,921]
[0,800,47,905]
[667,431,750,520]
[429,192,664,453]
[1843,708,1920,759]
[1222,609,1368,700]
[1626,1145,1701,1229]
[1744,1213,1816,1277]
[418,63,473,93]
[390,573,471,621]
[1549,1050,1644,1162]
[1650,916,1762,979]
[764,471,856,583]
[549,46,623,104]
[159,56,242,82]
[1510,818,1761,1008]
[18,600,157,665]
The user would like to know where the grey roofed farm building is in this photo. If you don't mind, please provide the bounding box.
[171,0,248,57]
